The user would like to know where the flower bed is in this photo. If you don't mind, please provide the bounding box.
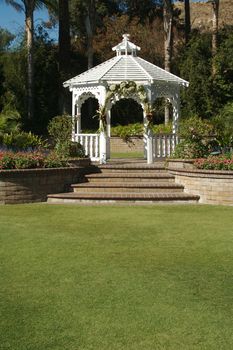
[194,155,233,171]
[0,151,69,170]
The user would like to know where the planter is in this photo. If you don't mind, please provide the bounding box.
[167,159,195,170]
[0,159,92,204]
[168,160,233,205]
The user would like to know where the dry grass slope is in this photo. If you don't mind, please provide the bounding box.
[175,0,233,31]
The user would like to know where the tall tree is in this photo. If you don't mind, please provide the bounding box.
[184,0,191,44]
[118,0,163,22]
[84,0,96,69]
[209,0,220,75]
[163,0,173,124]
[4,0,51,124]
[58,0,71,77]
[71,0,120,69]
[178,0,191,44]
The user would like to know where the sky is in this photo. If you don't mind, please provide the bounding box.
[0,2,58,41]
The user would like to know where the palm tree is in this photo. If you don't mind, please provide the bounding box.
[58,0,71,77]
[163,0,173,124]
[208,0,220,75]
[178,0,191,44]
[84,0,96,70]
[184,0,191,44]
[4,0,52,123]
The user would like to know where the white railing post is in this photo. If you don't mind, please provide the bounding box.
[147,130,154,164]
[99,131,107,164]
[74,133,100,161]
[152,133,179,160]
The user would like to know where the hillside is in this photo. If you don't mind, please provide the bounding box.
[175,0,233,31]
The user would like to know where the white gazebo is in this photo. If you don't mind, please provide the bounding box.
[64,34,189,163]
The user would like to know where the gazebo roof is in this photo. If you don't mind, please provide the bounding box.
[64,34,189,88]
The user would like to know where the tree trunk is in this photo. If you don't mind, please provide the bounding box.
[58,0,71,113]
[163,0,173,125]
[25,0,35,123]
[184,0,191,44]
[84,0,96,70]
[212,0,219,75]
[59,0,71,77]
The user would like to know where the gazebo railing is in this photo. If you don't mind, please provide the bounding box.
[153,133,179,159]
[74,132,179,163]
[74,133,100,161]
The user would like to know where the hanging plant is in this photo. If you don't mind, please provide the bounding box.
[94,106,107,132]
[144,102,155,133]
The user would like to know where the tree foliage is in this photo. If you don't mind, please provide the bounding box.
[0,1,233,137]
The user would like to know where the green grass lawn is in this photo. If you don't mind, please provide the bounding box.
[110,152,144,158]
[1,204,233,350]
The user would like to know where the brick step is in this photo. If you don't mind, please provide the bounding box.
[85,173,175,183]
[98,169,168,175]
[99,163,165,169]
[99,165,166,171]
[72,182,184,193]
[47,191,200,204]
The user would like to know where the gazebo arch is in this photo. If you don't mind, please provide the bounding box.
[64,34,189,164]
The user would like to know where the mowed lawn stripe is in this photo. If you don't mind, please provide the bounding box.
[0,204,233,350]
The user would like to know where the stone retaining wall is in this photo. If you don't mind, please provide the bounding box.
[168,162,233,205]
[110,136,143,153]
[0,159,92,204]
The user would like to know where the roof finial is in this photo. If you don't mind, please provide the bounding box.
[123,34,130,41]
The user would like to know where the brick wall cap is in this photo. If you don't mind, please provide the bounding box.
[167,159,195,163]
[0,166,90,178]
[168,167,233,176]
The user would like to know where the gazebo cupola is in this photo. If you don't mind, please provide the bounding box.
[64,34,189,164]
[112,33,140,56]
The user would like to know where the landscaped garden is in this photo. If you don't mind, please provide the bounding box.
[1,204,233,350]
[0,115,85,170]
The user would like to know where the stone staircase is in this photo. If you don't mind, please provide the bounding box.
[47,160,200,204]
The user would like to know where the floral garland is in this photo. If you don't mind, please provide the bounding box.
[96,81,154,132]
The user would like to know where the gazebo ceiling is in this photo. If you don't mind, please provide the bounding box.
[64,34,189,88]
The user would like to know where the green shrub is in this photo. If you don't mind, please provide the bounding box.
[111,123,143,141]
[48,115,73,157]
[111,123,172,141]
[0,109,21,134]
[212,102,233,148]
[152,123,172,134]
[171,140,210,159]
[43,151,69,168]
[14,152,44,169]
[69,142,85,158]
[1,131,46,151]
[171,116,214,159]
[178,116,214,142]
